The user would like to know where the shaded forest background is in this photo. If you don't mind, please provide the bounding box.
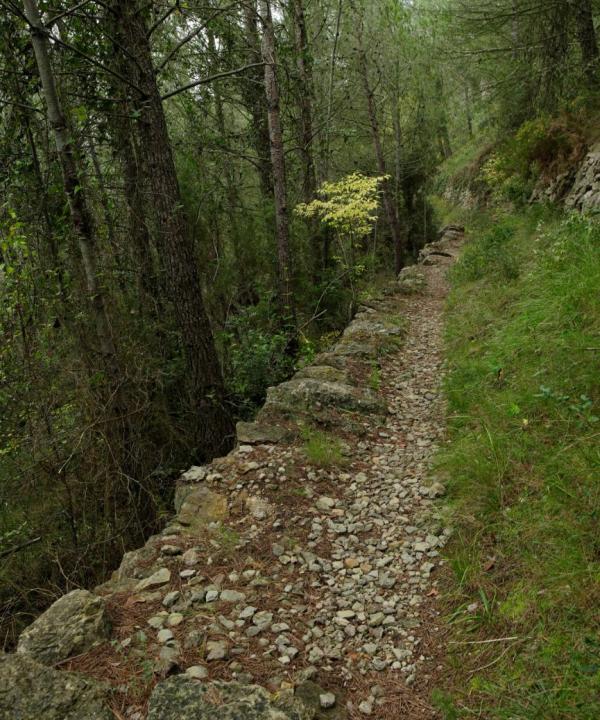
[0,0,599,649]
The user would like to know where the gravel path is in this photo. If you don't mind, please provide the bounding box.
[284,240,459,717]
[62,230,463,719]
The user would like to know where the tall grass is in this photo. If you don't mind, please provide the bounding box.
[435,207,600,718]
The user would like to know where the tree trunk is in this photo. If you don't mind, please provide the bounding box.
[323,0,343,182]
[572,0,599,86]
[23,0,117,369]
[207,25,252,303]
[241,2,274,199]
[115,116,161,313]
[260,0,296,332]
[0,23,68,307]
[290,0,322,279]
[354,18,405,275]
[114,1,234,459]
[291,0,317,205]
[435,77,453,160]
[87,134,120,274]
[106,13,161,316]
[465,84,474,138]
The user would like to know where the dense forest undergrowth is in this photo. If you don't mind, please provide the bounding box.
[0,0,440,645]
[0,4,599,715]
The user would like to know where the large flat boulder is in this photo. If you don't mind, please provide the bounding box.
[261,378,387,419]
[397,265,427,294]
[294,365,348,383]
[17,590,110,666]
[236,421,287,445]
[177,485,228,529]
[147,677,314,720]
[0,653,112,720]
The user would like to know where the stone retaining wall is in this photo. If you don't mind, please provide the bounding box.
[0,229,460,720]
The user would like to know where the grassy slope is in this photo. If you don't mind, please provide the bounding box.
[433,202,600,718]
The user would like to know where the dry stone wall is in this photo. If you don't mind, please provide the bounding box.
[0,229,460,720]
[525,143,600,211]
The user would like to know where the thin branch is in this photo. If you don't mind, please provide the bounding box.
[45,0,93,27]
[0,98,43,113]
[157,4,238,73]
[0,0,34,28]
[147,3,178,38]
[89,0,116,16]
[161,61,266,101]
[46,30,144,94]
[0,537,42,560]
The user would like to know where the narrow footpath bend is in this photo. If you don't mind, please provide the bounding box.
[5,228,464,720]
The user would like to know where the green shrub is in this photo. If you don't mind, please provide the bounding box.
[479,115,587,205]
[218,299,297,415]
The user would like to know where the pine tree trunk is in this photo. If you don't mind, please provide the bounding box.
[572,0,599,86]
[261,0,297,333]
[114,1,234,459]
[465,84,474,138]
[436,77,453,160]
[290,0,322,280]
[116,118,162,314]
[23,0,117,368]
[106,14,160,315]
[207,25,251,303]
[242,2,274,199]
[291,0,317,205]
[323,0,343,182]
[355,23,405,275]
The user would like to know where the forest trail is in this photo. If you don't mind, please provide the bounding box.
[7,229,464,720]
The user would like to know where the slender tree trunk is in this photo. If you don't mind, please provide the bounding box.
[324,0,343,181]
[354,16,405,275]
[207,26,250,302]
[571,0,599,86]
[435,77,453,160]
[0,32,68,306]
[23,0,117,369]
[391,57,405,222]
[290,0,322,279]
[87,134,120,273]
[115,117,161,313]
[464,84,474,138]
[291,0,317,204]
[241,1,274,198]
[106,15,160,315]
[260,0,296,331]
[114,1,234,458]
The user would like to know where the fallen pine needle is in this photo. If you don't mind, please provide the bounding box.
[449,635,525,645]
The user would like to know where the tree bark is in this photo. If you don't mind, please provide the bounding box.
[113,1,234,459]
[87,134,119,271]
[465,84,474,139]
[354,16,405,275]
[290,0,317,205]
[290,0,322,279]
[241,1,274,199]
[23,0,117,369]
[323,0,343,182]
[110,97,161,314]
[435,77,453,160]
[260,0,296,332]
[207,25,252,303]
[571,0,599,86]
